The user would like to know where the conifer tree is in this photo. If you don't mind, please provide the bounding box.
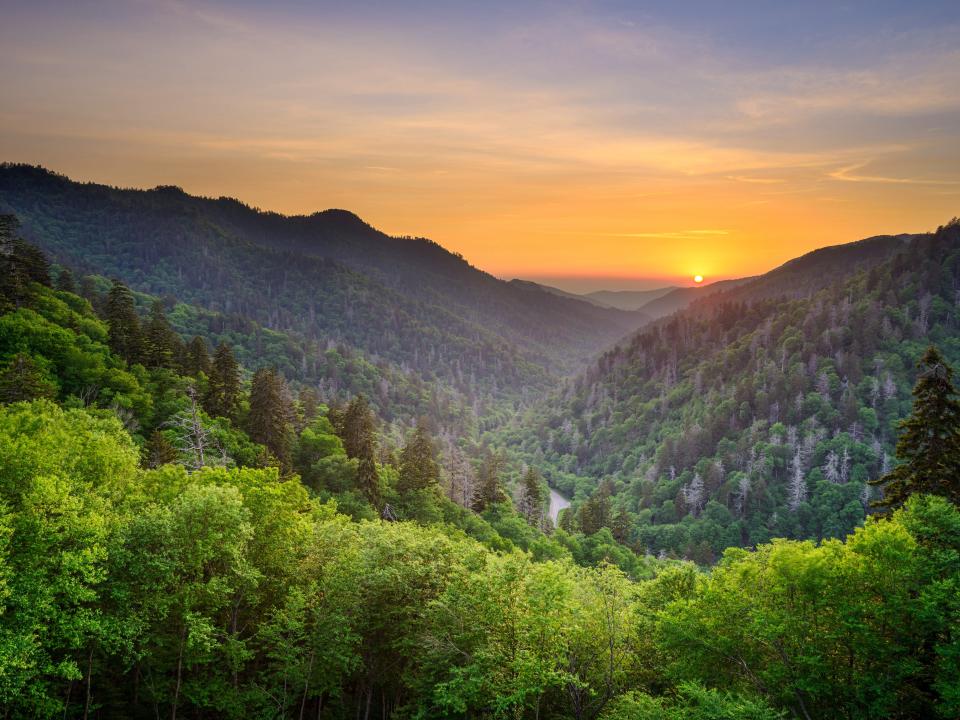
[472,450,507,512]
[143,299,180,369]
[247,368,295,470]
[342,395,376,461]
[397,420,440,493]
[144,429,179,468]
[0,353,56,403]
[339,395,382,506]
[55,268,76,294]
[104,280,142,364]
[297,387,321,431]
[204,343,240,420]
[517,467,544,526]
[870,346,960,511]
[184,336,212,377]
[358,455,382,509]
[1,215,50,308]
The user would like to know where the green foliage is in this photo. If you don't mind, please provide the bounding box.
[509,222,960,560]
[870,345,960,510]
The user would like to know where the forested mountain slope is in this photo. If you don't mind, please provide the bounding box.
[0,164,645,405]
[504,220,958,561]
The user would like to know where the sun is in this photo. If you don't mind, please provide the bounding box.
[694,275,704,284]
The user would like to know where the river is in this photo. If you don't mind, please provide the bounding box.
[547,485,571,525]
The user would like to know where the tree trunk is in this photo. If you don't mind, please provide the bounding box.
[172,625,186,720]
[83,646,94,720]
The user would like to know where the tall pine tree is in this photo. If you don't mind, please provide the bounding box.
[517,467,544,526]
[204,343,240,420]
[142,299,180,369]
[870,346,960,511]
[247,368,295,471]
[104,280,142,364]
[397,420,440,493]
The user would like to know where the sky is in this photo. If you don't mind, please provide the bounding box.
[2,1,959,292]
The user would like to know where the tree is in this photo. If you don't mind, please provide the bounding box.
[341,395,375,461]
[0,353,56,403]
[517,467,544,527]
[1,215,51,308]
[870,346,960,511]
[144,429,179,468]
[183,335,211,377]
[168,386,226,469]
[397,421,439,493]
[142,299,180,369]
[55,268,76,294]
[204,343,240,420]
[472,449,507,512]
[247,367,295,470]
[104,280,142,364]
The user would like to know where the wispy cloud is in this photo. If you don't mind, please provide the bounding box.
[829,162,960,185]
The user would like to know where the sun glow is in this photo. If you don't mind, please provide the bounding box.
[694,275,704,283]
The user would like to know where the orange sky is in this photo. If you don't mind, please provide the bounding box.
[2,1,958,290]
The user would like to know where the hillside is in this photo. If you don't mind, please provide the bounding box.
[0,165,646,412]
[585,286,677,311]
[503,221,957,561]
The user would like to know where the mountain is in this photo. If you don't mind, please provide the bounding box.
[584,286,677,311]
[504,220,957,562]
[0,164,647,415]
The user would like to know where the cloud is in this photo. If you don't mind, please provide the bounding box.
[829,162,960,185]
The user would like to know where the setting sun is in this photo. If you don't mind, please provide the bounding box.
[694,275,704,284]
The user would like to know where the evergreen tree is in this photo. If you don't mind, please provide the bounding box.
[204,343,240,419]
[472,450,507,512]
[342,395,376,461]
[297,387,321,431]
[1,215,50,308]
[357,455,382,509]
[339,395,382,506]
[55,268,76,294]
[0,353,56,403]
[184,336,212,377]
[142,299,180,369]
[870,346,960,511]
[397,420,440,493]
[144,429,179,468]
[247,368,295,470]
[104,280,142,363]
[517,467,544,526]
[612,507,632,544]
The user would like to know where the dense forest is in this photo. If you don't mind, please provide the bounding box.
[0,165,647,422]
[2,177,960,719]
[502,221,960,562]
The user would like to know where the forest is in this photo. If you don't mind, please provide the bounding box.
[1,193,960,719]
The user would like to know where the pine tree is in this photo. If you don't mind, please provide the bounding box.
[184,336,212,377]
[55,268,76,294]
[870,346,960,511]
[357,455,382,509]
[204,343,240,419]
[143,299,180,369]
[517,467,544,526]
[297,387,321,431]
[144,430,179,468]
[472,450,506,512]
[0,353,56,403]
[397,421,440,493]
[612,507,632,544]
[1,215,51,308]
[104,280,142,363]
[247,368,295,470]
[342,395,376,461]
